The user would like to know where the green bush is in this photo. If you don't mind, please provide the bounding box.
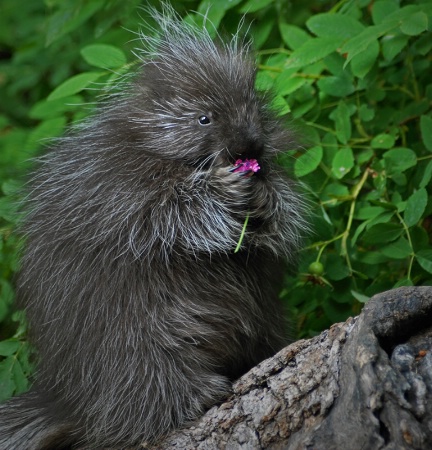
[0,0,431,399]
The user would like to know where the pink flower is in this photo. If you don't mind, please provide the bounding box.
[232,159,261,175]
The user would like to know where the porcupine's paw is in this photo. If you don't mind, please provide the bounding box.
[211,159,261,208]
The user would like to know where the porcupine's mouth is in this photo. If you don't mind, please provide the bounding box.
[229,156,262,177]
[192,152,264,177]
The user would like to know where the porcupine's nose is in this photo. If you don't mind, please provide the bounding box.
[235,125,264,160]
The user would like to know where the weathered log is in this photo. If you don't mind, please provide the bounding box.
[79,287,432,449]
[141,286,432,450]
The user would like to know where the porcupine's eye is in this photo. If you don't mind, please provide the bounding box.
[198,115,211,125]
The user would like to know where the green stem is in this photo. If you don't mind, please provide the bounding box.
[418,154,432,161]
[234,213,250,253]
[407,56,421,102]
[340,169,369,277]
[304,121,337,134]
[257,65,283,73]
[303,232,345,253]
[396,211,415,280]
[257,48,292,56]
[329,0,348,13]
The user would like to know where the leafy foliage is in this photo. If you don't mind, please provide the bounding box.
[273,0,432,336]
[0,0,431,397]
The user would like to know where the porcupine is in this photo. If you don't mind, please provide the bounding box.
[0,8,306,450]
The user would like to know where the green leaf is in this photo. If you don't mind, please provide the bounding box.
[367,211,395,228]
[30,96,82,120]
[420,115,432,152]
[415,33,432,56]
[317,75,355,97]
[400,11,428,36]
[351,290,370,303]
[380,237,412,259]
[322,133,338,164]
[2,179,22,196]
[15,343,33,376]
[0,198,18,224]
[0,279,14,306]
[279,23,311,50]
[45,0,105,46]
[372,1,399,25]
[25,117,66,151]
[383,147,417,175]
[322,182,350,205]
[359,104,375,122]
[370,200,398,210]
[196,0,242,30]
[420,160,432,189]
[340,5,422,66]
[332,147,354,179]
[416,250,432,274]
[11,360,29,394]
[276,73,306,96]
[246,18,272,46]
[358,251,392,265]
[271,95,290,115]
[239,0,273,13]
[404,188,428,227]
[47,72,104,101]
[306,13,364,39]
[0,357,15,402]
[350,39,380,78]
[322,296,353,321]
[367,82,386,102]
[384,4,431,24]
[295,146,323,177]
[326,255,350,281]
[395,100,429,125]
[362,223,403,245]
[0,340,20,357]
[286,37,341,69]
[341,23,393,65]
[391,173,407,186]
[355,206,386,220]
[291,98,316,119]
[381,33,409,62]
[393,278,414,288]
[332,101,352,144]
[371,133,395,149]
[81,44,127,69]
[255,71,275,91]
[357,148,374,165]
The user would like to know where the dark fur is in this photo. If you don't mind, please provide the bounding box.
[0,10,306,449]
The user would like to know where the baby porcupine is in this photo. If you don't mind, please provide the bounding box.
[0,8,306,450]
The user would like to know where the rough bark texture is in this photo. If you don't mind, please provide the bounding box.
[143,286,432,450]
[80,286,432,449]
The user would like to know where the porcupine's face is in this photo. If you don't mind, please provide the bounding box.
[129,41,282,173]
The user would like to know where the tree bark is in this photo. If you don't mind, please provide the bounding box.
[145,286,432,450]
